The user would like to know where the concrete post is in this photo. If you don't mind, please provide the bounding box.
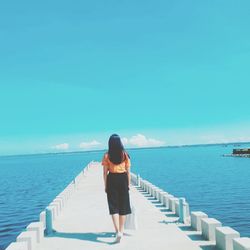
[159,191,167,204]
[83,168,87,177]
[45,207,53,236]
[179,198,185,223]
[54,197,64,210]
[169,197,179,213]
[137,174,141,187]
[26,222,44,243]
[175,200,180,215]
[201,218,222,241]
[215,226,240,250]
[156,189,163,201]
[233,237,250,250]
[49,203,59,217]
[163,194,174,208]
[183,202,190,223]
[191,211,208,231]
[39,211,46,229]
[16,231,37,250]
[149,185,156,197]
[145,182,151,193]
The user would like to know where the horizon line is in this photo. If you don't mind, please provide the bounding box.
[1,141,250,158]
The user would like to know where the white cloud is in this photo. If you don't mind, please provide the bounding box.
[52,143,69,150]
[122,134,165,148]
[79,140,102,149]
[121,137,129,145]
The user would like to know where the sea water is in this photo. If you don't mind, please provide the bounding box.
[0,144,250,249]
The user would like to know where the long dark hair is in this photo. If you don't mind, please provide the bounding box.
[108,134,126,165]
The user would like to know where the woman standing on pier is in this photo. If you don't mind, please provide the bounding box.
[102,134,131,243]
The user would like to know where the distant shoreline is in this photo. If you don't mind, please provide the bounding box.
[1,141,250,158]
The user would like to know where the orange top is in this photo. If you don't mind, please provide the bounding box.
[101,152,131,173]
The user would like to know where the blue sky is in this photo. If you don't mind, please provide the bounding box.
[1,1,250,155]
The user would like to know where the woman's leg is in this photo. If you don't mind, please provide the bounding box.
[111,213,119,233]
[119,215,126,233]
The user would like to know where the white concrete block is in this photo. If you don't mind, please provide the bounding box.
[140,179,144,189]
[55,196,65,208]
[47,205,56,220]
[51,200,61,214]
[201,218,222,241]
[66,184,73,193]
[147,184,151,194]
[169,197,179,213]
[152,187,159,198]
[76,173,82,180]
[154,188,162,200]
[183,202,190,221]
[142,180,148,191]
[147,183,153,194]
[39,211,46,229]
[159,191,167,204]
[233,237,250,250]
[184,202,190,215]
[216,226,240,250]
[27,222,44,243]
[59,192,68,202]
[45,207,53,235]
[49,202,60,217]
[143,180,149,190]
[58,192,66,201]
[149,185,156,196]
[137,175,141,186]
[16,231,37,250]
[163,194,174,208]
[82,168,87,176]
[191,211,208,231]
[175,200,180,215]
[5,242,28,250]
[60,190,69,200]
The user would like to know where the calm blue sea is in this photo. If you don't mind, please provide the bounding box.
[0,144,250,249]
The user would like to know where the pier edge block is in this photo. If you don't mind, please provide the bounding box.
[5,242,28,250]
[233,237,250,250]
[26,222,44,243]
[191,211,208,231]
[201,218,222,241]
[39,211,46,229]
[16,231,37,250]
[169,197,179,213]
[216,226,240,250]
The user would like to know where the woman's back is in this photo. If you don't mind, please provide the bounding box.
[102,152,131,173]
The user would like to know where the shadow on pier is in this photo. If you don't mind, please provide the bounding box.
[136,187,218,250]
[46,231,118,245]
[178,225,217,250]
[136,186,179,220]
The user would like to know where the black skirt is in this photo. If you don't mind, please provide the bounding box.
[106,172,131,215]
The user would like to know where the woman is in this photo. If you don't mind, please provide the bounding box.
[102,134,131,243]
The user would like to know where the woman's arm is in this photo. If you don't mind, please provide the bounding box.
[103,165,108,192]
[124,152,131,190]
[127,168,131,190]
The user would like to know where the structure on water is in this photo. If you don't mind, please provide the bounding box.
[4,162,250,250]
[233,148,250,155]
[223,148,250,158]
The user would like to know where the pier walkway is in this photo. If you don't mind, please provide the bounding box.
[36,163,202,250]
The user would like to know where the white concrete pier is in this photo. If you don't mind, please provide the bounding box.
[35,163,202,250]
[18,164,200,250]
[6,161,250,250]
